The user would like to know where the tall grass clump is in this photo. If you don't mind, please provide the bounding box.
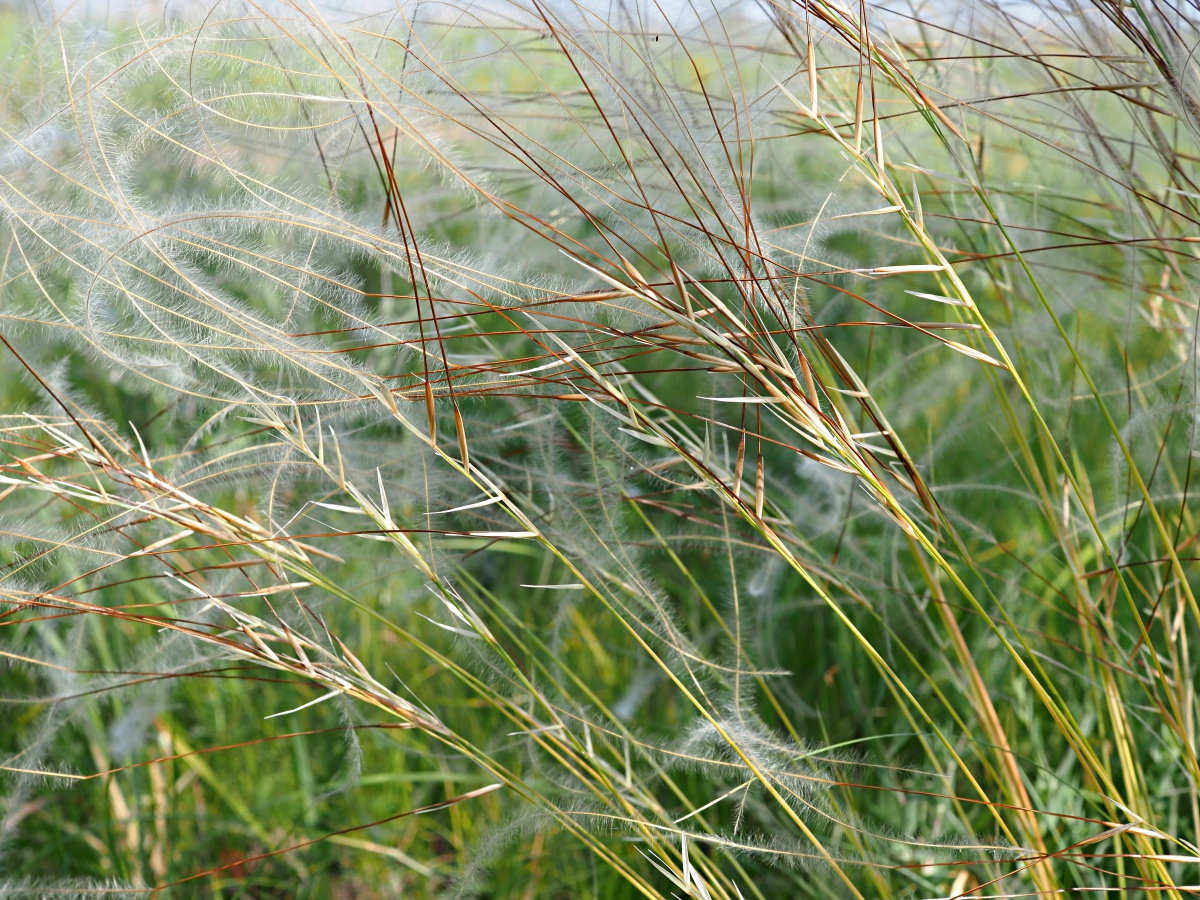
[0,0,1199,895]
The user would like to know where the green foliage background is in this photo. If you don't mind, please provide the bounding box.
[1,1,1199,897]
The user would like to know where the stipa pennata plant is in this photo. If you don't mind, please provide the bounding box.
[1,0,1200,896]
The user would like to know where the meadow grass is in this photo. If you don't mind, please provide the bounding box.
[0,1,1199,897]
